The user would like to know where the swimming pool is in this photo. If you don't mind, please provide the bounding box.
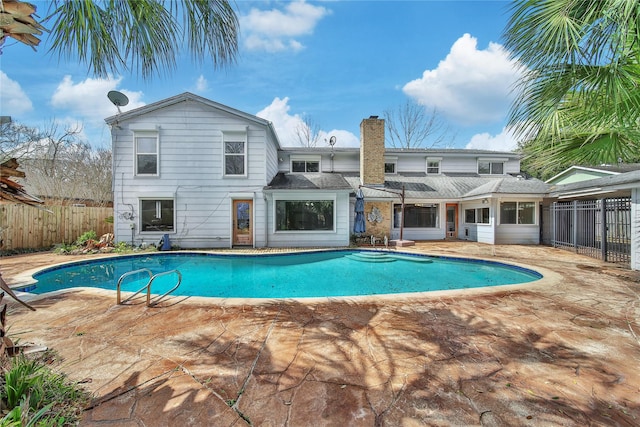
[25,250,542,299]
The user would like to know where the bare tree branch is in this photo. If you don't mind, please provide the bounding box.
[383,101,453,149]
[295,114,321,148]
[0,121,112,205]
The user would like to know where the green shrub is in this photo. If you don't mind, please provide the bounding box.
[75,230,97,246]
[1,354,91,426]
[53,243,75,254]
[113,241,132,253]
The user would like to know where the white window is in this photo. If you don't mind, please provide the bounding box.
[465,207,490,224]
[384,162,396,174]
[394,204,439,228]
[224,132,247,177]
[135,132,159,176]
[478,161,504,175]
[427,159,441,174]
[292,160,320,173]
[290,155,321,173]
[500,201,535,224]
[140,199,174,232]
[275,200,335,231]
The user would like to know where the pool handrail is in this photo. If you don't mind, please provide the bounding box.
[116,268,153,305]
[147,269,182,307]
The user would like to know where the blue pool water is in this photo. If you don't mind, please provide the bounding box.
[26,250,542,299]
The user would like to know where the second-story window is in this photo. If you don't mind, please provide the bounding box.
[292,160,320,172]
[427,160,440,174]
[135,132,159,176]
[478,161,504,175]
[384,162,396,174]
[224,132,247,177]
[291,155,320,173]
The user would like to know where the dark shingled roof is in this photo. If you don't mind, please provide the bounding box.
[265,172,353,190]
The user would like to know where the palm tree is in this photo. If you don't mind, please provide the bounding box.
[0,0,239,79]
[503,0,640,176]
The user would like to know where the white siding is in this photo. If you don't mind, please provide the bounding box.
[112,99,277,248]
[265,137,279,182]
[396,155,427,173]
[477,224,496,244]
[495,225,539,244]
[441,157,478,174]
[329,153,360,173]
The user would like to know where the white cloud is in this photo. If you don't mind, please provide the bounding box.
[465,126,518,152]
[256,97,301,146]
[256,97,358,147]
[403,34,521,126]
[51,75,145,122]
[317,129,359,148]
[241,1,331,52]
[0,71,33,115]
[195,75,208,92]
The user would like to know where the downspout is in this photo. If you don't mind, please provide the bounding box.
[264,193,269,247]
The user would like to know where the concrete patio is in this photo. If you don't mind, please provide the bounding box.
[1,242,639,426]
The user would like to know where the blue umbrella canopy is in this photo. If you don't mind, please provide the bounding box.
[355,188,365,212]
[354,188,366,233]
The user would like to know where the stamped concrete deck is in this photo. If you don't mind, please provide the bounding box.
[1,242,639,426]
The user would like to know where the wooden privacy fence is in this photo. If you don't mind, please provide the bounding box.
[0,204,113,251]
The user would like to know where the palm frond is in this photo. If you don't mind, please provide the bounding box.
[44,0,238,79]
[505,0,640,167]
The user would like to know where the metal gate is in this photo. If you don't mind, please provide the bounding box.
[551,198,631,265]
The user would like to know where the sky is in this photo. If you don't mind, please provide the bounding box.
[0,0,523,151]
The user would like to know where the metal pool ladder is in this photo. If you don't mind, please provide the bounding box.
[116,268,182,307]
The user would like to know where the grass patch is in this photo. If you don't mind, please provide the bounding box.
[1,352,91,425]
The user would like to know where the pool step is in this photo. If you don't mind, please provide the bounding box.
[390,255,433,263]
[346,252,397,263]
[347,252,433,264]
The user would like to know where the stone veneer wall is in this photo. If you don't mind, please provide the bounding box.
[359,117,385,186]
[362,201,392,239]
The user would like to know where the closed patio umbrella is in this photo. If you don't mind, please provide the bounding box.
[354,188,366,234]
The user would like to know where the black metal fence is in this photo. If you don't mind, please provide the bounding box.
[550,198,631,265]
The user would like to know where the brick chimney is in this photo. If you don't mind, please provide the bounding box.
[360,116,385,186]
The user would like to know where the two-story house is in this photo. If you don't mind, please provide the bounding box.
[106,92,550,249]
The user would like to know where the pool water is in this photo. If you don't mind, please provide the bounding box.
[28,250,542,299]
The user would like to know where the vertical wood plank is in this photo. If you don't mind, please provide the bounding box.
[0,204,113,251]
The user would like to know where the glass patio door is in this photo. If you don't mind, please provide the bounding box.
[446,204,457,238]
[233,200,253,246]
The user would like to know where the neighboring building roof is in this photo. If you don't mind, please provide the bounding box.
[546,164,640,185]
[548,169,640,198]
[105,92,282,149]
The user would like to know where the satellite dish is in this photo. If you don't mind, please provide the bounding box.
[107,90,129,113]
[329,136,336,146]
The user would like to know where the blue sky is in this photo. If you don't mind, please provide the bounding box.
[1,0,522,151]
